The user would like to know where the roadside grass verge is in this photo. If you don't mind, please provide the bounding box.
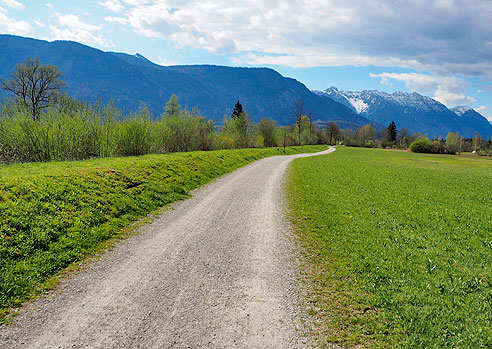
[287,147,492,347]
[0,145,327,321]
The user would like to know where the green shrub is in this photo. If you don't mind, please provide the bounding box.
[115,114,156,156]
[409,137,433,153]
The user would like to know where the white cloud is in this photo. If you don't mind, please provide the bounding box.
[156,56,178,66]
[370,72,476,107]
[104,16,128,24]
[477,106,492,120]
[233,53,422,69]
[0,0,24,10]
[98,0,124,13]
[433,90,476,107]
[121,0,149,6]
[50,13,109,47]
[45,2,53,8]
[434,0,454,8]
[56,13,101,32]
[122,0,358,55]
[111,0,492,79]
[0,6,31,34]
[49,25,108,47]
[35,19,45,27]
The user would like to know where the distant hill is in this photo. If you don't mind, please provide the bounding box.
[316,87,492,138]
[0,34,370,128]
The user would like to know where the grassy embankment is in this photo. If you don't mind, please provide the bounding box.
[0,145,327,321]
[287,147,492,347]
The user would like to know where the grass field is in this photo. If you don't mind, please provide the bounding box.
[287,147,492,347]
[0,145,327,321]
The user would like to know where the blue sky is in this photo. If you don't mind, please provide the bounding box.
[1,0,492,120]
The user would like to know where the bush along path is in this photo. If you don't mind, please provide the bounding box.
[0,145,327,321]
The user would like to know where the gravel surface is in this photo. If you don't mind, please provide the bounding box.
[0,148,335,348]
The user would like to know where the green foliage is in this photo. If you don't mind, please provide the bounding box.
[0,103,111,162]
[0,92,326,164]
[0,144,328,321]
[343,123,378,147]
[0,97,218,163]
[223,111,252,148]
[158,113,214,153]
[409,137,433,153]
[287,147,492,347]
[0,100,163,162]
[258,118,278,147]
[115,113,156,156]
[446,132,463,154]
[163,94,182,117]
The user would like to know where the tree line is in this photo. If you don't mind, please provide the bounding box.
[331,120,492,155]
[0,59,331,163]
[1,58,490,163]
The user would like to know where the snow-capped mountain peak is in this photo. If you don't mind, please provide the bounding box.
[452,105,473,116]
[315,87,492,138]
[324,86,340,95]
[346,96,369,114]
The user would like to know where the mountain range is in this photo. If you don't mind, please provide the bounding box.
[0,34,368,129]
[0,34,491,138]
[316,87,492,138]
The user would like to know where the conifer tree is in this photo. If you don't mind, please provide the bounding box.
[387,121,397,143]
[231,100,243,118]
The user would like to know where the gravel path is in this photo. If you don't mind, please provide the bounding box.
[0,148,335,348]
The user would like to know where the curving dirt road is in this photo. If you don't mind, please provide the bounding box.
[0,148,335,348]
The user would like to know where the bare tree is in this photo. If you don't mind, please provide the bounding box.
[307,112,312,143]
[397,128,410,148]
[446,132,463,154]
[293,98,304,145]
[1,58,65,121]
[356,124,377,146]
[472,131,483,152]
[326,122,340,145]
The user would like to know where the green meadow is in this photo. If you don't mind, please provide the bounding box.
[287,147,492,347]
[0,145,326,321]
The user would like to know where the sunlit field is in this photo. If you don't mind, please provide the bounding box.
[287,147,492,347]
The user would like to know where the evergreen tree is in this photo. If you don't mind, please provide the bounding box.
[231,100,243,118]
[387,121,397,143]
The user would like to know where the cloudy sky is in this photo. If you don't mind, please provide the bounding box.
[1,0,492,119]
